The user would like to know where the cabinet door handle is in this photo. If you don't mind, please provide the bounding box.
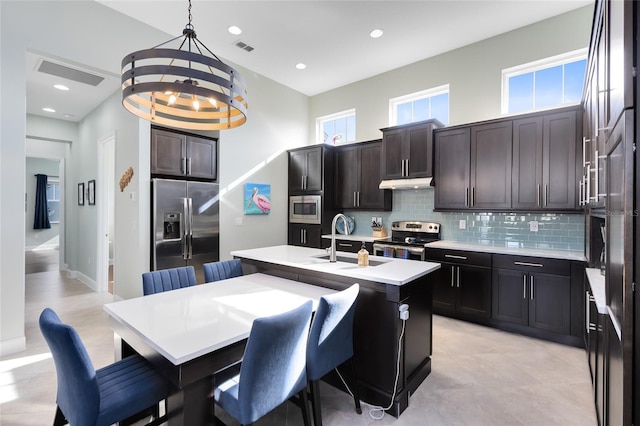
[586,164,591,203]
[523,274,527,299]
[514,261,543,267]
[445,254,467,260]
[186,157,192,175]
[300,229,304,245]
[585,290,590,334]
[593,150,599,203]
[182,157,187,175]
[339,243,353,247]
[466,187,469,207]
[472,187,475,206]
[353,192,357,207]
[544,185,548,207]
[451,266,455,287]
[405,159,410,176]
[456,266,460,288]
[537,184,541,207]
[301,176,305,190]
[357,191,360,207]
[530,275,534,300]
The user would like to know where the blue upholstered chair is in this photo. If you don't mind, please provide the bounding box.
[203,259,243,283]
[306,283,362,426]
[39,307,171,426]
[142,265,197,295]
[213,301,313,426]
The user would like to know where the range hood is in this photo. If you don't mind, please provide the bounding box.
[379,177,433,190]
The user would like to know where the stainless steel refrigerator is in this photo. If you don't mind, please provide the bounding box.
[152,178,219,283]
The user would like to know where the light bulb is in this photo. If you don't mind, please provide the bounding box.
[209,98,218,107]
[168,94,177,105]
[192,96,200,111]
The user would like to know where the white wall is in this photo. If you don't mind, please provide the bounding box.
[309,6,593,142]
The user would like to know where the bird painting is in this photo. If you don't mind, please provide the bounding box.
[245,184,271,214]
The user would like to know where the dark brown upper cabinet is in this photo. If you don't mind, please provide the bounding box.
[288,146,325,194]
[334,140,391,211]
[381,119,442,180]
[435,106,580,212]
[151,127,217,180]
[470,121,512,209]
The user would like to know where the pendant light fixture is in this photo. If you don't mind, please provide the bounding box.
[121,0,248,131]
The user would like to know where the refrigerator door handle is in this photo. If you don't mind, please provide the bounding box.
[182,198,189,260]
[187,198,194,259]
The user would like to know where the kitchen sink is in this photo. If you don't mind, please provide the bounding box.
[314,255,385,267]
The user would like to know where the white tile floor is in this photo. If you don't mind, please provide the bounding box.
[1,260,597,425]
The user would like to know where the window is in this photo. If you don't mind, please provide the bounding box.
[317,109,356,145]
[46,178,60,224]
[389,85,449,126]
[502,49,587,114]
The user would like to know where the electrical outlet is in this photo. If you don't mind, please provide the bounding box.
[371,216,377,225]
[459,219,466,230]
[529,221,539,232]
[377,217,382,226]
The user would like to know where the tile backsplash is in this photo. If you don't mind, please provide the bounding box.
[342,189,585,252]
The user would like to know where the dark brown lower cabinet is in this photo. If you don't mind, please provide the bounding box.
[288,224,322,248]
[426,249,492,321]
[492,268,571,335]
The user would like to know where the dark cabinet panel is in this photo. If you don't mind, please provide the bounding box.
[151,128,217,180]
[512,117,543,209]
[543,111,577,209]
[528,272,571,334]
[289,147,324,193]
[381,120,441,180]
[426,249,491,321]
[470,121,512,209]
[334,141,390,210]
[606,316,625,426]
[187,135,217,179]
[434,128,470,209]
[492,268,528,325]
[288,224,322,248]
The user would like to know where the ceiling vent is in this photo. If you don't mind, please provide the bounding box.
[37,59,105,86]
[234,41,254,52]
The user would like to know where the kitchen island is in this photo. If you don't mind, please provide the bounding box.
[231,245,440,417]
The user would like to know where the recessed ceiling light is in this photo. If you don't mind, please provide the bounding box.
[228,25,242,35]
[296,63,306,70]
[63,113,74,119]
[369,28,384,39]
[42,107,56,113]
[53,84,69,91]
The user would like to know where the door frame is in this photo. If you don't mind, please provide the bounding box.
[96,132,116,293]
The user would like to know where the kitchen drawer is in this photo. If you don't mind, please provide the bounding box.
[328,239,373,254]
[424,248,491,267]
[492,254,570,276]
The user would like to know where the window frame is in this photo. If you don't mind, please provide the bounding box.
[46,177,60,224]
[388,84,450,126]
[501,48,587,114]
[316,108,356,145]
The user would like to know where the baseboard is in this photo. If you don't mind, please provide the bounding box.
[66,270,97,291]
[25,245,59,252]
[0,336,26,356]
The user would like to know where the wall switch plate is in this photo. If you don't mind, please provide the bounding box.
[372,216,377,225]
[459,219,466,230]
[529,221,539,232]
[129,192,136,201]
[235,217,243,226]
[377,217,382,226]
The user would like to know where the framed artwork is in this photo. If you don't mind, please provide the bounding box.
[244,183,271,215]
[88,179,96,205]
[78,183,85,206]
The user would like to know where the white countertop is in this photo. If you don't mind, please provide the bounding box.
[231,245,440,286]
[104,273,336,365]
[321,234,391,243]
[585,268,607,314]
[425,241,586,262]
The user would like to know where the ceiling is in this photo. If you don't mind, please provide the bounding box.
[26,0,592,122]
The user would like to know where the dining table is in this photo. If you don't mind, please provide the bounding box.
[103,272,337,426]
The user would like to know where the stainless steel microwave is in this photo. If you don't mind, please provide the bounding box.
[289,195,321,224]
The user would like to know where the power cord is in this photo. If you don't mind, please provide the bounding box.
[335,309,407,421]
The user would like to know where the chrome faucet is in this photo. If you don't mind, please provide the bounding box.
[329,213,350,262]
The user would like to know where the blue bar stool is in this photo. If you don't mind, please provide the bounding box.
[142,265,196,295]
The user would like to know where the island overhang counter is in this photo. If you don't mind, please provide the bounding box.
[231,244,441,417]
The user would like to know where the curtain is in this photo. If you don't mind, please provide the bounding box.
[34,174,51,229]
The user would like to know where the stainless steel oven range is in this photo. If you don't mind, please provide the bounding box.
[372,221,441,261]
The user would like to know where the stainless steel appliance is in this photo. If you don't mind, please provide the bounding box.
[372,221,441,261]
[152,178,219,283]
[289,195,322,224]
